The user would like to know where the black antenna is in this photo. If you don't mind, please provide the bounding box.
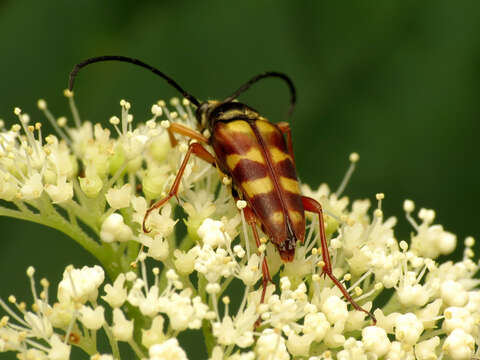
[222,71,296,118]
[68,55,200,107]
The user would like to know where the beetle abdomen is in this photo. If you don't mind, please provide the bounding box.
[211,116,305,261]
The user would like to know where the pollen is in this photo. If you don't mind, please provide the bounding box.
[63,89,74,98]
[349,152,360,163]
[236,200,247,209]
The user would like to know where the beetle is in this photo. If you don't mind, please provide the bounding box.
[69,55,375,323]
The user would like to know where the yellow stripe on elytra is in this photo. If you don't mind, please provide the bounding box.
[271,211,284,224]
[225,120,253,134]
[256,120,277,133]
[288,210,303,224]
[270,147,292,163]
[242,177,274,198]
[225,147,265,170]
[280,176,300,194]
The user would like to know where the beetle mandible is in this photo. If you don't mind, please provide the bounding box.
[69,55,376,323]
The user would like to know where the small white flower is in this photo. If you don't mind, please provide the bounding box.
[174,247,200,275]
[23,310,53,338]
[416,299,442,329]
[142,315,166,349]
[411,212,456,259]
[45,176,73,203]
[442,328,475,360]
[321,295,348,324]
[441,280,469,307]
[414,336,440,360]
[255,329,289,360]
[149,338,188,360]
[158,288,208,331]
[79,305,105,330]
[336,337,367,360]
[395,313,424,346]
[303,312,330,342]
[57,265,105,304]
[100,213,133,243]
[112,308,133,342]
[148,235,170,261]
[0,174,17,201]
[397,271,429,307]
[386,341,415,360]
[90,355,114,360]
[286,332,315,357]
[362,326,390,357]
[48,334,71,360]
[78,165,103,198]
[20,172,43,200]
[236,253,261,287]
[138,285,161,317]
[142,165,170,199]
[194,244,236,283]
[105,184,132,209]
[212,312,255,348]
[198,218,230,248]
[443,307,475,335]
[102,273,127,308]
[49,300,75,329]
[144,203,177,238]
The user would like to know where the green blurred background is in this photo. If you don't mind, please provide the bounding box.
[1,1,479,358]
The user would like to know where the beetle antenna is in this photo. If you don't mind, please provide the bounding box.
[68,55,200,107]
[222,71,296,118]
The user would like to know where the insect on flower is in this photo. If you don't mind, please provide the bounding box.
[69,55,376,323]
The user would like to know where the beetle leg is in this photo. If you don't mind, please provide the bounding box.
[143,142,215,232]
[277,121,295,164]
[302,196,377,324]
[243,206,272,304]
[166,122,209,147]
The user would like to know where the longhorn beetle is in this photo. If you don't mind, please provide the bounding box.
[69,55,376,323]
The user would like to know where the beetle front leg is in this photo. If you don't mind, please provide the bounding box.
[142,142,215,232]
[302,196,377,324]
[166,122,209,147]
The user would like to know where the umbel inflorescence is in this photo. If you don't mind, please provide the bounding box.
[0,93,478,359]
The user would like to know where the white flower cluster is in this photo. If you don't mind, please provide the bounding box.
[0,95,478,359]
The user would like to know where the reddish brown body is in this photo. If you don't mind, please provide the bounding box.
[210,107,305,261]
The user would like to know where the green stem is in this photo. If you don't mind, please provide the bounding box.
[198,275,215,356]
[202,318,215,356]
[0,202,123,281]
[0,205,100,255]
[128,339,146,359]
[103,324,120,359]
[61,200,100,232]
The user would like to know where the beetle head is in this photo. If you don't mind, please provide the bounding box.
[196,100,220,131]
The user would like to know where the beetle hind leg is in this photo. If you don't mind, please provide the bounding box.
[302,196,377,324]
[243,206,272,304]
